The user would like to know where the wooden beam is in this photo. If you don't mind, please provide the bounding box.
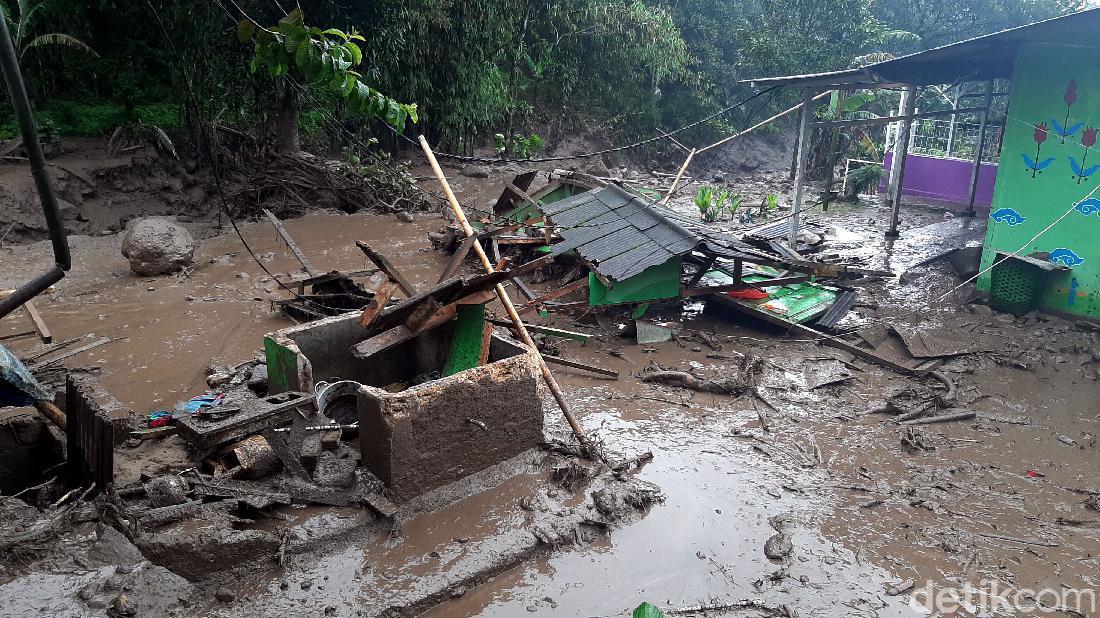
[359,280,398,328]
[686,255,717,288]
[486,318,593,341]
[351,304,457,359]
[660,148,695,205]
[262,208,320,277]
[541,353,619,379]
[496,236,550,245]
[21,300,50,343]
[356,241,418,298]
[438,235,478,283]
[518,278,589,315]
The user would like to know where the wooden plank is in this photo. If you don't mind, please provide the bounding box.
[438,235,478,283]
[493,171,539,211]
[681,276,810,298]
[478,320,493,366]
[686,255,717,288]
[486,318,592,342]
[262,208,320,277]
[518,278,589,315]
[31,336,110,370]
[496,236,549,245]
[359,280,398,328]
[22,300,50,343]
[356,241,418,298]
[541,353,619,378]
[351,304,458,359]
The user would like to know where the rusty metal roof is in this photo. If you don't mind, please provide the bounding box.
[543,186,700,281]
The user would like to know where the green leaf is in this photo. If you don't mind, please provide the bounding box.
[633,602,665,618]
[237,19,255,44]
[405,104,418,124]
[279,8,303,27]
[344,42,362,65]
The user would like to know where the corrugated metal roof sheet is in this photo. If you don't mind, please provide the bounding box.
[544,186,701,282]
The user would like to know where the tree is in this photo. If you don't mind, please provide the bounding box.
[875,0,1085,52]
[239,8,417,153]
[0,0,96,59]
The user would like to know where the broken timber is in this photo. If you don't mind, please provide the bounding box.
[356,241,417,298]
[419,136,590,446]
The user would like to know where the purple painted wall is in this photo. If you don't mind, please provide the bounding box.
[881,152,998,209]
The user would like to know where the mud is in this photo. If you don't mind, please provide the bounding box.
[3,154,1100,616]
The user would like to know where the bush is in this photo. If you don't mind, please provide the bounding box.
[0,100,181,140]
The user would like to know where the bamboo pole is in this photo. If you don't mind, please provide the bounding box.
[660,148,695,205]
[418,136,589,445]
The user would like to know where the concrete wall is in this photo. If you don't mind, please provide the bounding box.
[978,42,1100,318]
[882,152,998,208]
[358,336,544,502]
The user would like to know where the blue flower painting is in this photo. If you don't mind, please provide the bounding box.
[990,208,1027,225]
[1050,248,1085,267]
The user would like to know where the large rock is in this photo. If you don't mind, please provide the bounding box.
[120,218,195,276]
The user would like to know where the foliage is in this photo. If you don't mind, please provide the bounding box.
[1,0,96,58]
[633,602,665,618]
[764,193,780,212]
[695,185,741,222]
[874,0,1082,51]
[240,9,417,131]
[845,163,884,198]
[108,120,177,158]
[494,132,545,158]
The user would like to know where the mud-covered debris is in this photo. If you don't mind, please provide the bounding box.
[641,353,763,396]
[142,475,189,508]
[108,593,137,617]
[1084,494,1100,511]
[884,385,936,416]
[886,578,916,596]
[214,589,235,603]
[551,460,602,491]
[590,479,664,522]
[901,426,936,453]
[763,532,793,559]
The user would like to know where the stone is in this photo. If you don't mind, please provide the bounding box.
[214,590,235,603]
[396,211,415,223]
[120,218,195,276]
[763,533,793,559]
[971,304,994,317]
[108,593,137,617]
[247,364,268,393]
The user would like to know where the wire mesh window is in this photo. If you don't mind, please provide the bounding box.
[906,117,1003,162]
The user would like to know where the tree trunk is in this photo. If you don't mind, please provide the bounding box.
[273,84,301,154]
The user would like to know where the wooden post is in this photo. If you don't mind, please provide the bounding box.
[660,148,695,205]
[788,89,814,248]
[964,80,994,218]
[887,85,918,238]
[418,136,589,446]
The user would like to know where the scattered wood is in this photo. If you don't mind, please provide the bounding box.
[262,208,319,276]
[356,241,417,297]
[21,300,50,343]
[358,280,398,328]
[518,278,589,315]
[541,353,619,379]
[899,409,976,426]
[31,336,110,370]
[438,235,478,283]
[486,318,592,341]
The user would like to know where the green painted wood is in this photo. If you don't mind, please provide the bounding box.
[264,337,299,394]
[589,257,682,306]
[442,304,487,377]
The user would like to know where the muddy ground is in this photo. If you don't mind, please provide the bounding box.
[2,141,1100,617]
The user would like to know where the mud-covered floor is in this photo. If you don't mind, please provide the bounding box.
[3,164,1100,617]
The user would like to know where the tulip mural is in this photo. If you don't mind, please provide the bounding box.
[1051,80,1084,143]
[1070,126,1099,183]
[1022,122,1054,177]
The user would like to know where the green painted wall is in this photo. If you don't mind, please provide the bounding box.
[980,43,1100,317]
[588,257,682,305]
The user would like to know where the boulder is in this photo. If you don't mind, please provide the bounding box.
[120,218,195,276]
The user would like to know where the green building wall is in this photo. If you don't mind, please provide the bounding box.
[979,42,1100,318]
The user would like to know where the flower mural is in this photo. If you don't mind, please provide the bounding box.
[1053,80,1081,143]
[1022,122,1055,178]
[1069,126,1099,183]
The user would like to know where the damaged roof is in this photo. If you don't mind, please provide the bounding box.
[542,185,700,282]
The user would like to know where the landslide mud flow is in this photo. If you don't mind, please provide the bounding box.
[3,166,1099,618]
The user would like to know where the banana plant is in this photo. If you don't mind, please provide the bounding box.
[0,0,97,59]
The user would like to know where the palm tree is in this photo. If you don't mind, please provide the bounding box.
[0,0,97,59]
